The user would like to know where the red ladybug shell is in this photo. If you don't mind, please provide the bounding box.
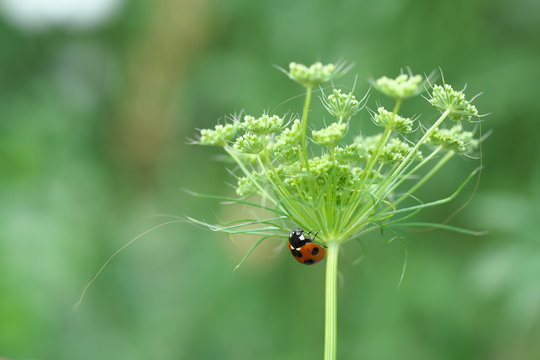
[289,242,327,265]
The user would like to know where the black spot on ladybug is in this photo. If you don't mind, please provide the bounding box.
[291,249,303,258]
[311,247,319,255]
[303,259,315,265]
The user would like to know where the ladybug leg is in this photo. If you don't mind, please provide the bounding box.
[311,231,326,247]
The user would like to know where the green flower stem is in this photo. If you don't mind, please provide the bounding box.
[393,149,454,206]
[329,145,336,162]
[386,109,451,185]
[300,86,313,168]
[324,241,341,360]
[380,146,443,208]
[392,97,402,113]
[373,109,452,204]
[225,147,277,205]
[358,97,401,186]
[361,124,392,181]
[256,152,314,230]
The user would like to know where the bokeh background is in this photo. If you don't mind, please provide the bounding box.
[1,0,540,359]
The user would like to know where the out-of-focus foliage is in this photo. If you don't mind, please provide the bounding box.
[0,0,539,359]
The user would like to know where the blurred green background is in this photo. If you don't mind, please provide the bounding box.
[1,0,539,359]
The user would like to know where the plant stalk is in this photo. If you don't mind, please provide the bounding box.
[324,241,340,360]
[300,87,313,168]
[393,149,454,206]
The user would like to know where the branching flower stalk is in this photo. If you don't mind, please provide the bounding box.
[192,62,484,360]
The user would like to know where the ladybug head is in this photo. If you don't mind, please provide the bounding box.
[289,228,309,248]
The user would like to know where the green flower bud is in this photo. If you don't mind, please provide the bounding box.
[273,119,301,149]
[278,163,304,189]
[236,175,260,196]
[372,107,414,133]
[375,74,423,99]
[288,62,336,88]
[312,122,348,147]
[429,84,479,122]
[428,125,477,152]
[241,114,284,135]
[274,145,300,165]
[308,156,333,174]
[198,124,237,146]
[378,138,422,163]
[308,156,352,189]
[334,144,367,163]
[233,133,264,154]
[322,89,362,119]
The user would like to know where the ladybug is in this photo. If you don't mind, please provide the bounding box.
[288,228,327,265]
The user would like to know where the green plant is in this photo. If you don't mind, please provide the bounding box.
[191,62,485,360]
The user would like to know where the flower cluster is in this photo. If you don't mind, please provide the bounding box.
[288,62,336,88]
[372,107,414,133]
[428,125,477,153]
[322,89,364,120]
[312,122,348,147]
[233,133,264,154]
[241,114,284,135]
[237,173,261,196]
[199,124,237,146]
[194,62,483,246]
[375,74,423,99]
[271,119,301,150]
[429,84,479,122]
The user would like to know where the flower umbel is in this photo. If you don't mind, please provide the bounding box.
[288,62,336,88]
[372,107,414,133]
[312,122,348,147]
[233,133,264,154]
[375,73,423,99]
[194,62,482,247]
[322,89,364,120]
[198,124,237,146]
[429,84,479,122]
[192,62,485,360]
[271,119,301,149]
[428,125,477,153]
[241,114,284,135]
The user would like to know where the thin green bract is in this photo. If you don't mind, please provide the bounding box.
[192,61,485,360]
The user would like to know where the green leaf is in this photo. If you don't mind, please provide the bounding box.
[388,222,487,236]
[234,235,275,271]
[183,189,287,216]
